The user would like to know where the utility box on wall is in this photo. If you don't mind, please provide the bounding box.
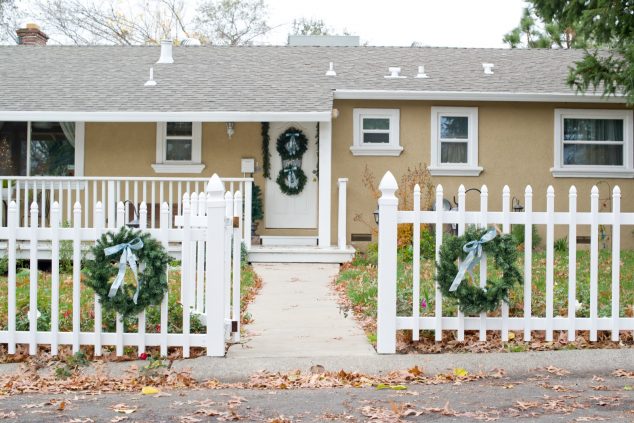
[241,158,255,174]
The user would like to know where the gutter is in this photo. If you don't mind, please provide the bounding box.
[333,90,629,104]
[0,111,333,123]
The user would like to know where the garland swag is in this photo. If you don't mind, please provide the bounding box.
[436,226,522,315]
[261,122,271,179]
[83,227,170,318]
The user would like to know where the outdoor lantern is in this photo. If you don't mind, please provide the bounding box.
[512,196,524,213]
[123,200,140,228]
[373,207,380,224]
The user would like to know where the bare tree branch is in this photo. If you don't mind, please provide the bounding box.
[195,0,270,46]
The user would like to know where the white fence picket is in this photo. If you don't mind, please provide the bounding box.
[412,185,421,341]
[29,202,38,355]
[94,202,103,355]
[72,202,82,353]
[138,202,148,356]
[232,191,243,343]
[159,203,169,356]
[51,202,60,356]
[375,171,633,353]
[7,202,17,354]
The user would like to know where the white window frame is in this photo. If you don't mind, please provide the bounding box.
[152,121,205,173]
[552,109,634,178]
[20,121,84,177]
[350,108,402,156]
[428,107,482,176]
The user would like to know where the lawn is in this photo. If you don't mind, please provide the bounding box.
[0,258,261,348]
[335,243,634,350]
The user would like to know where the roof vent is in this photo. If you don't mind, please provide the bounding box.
[415,65,429,78]
[385,67,406,79]
[325,62,336,76]
[157,39,174,64]
[181,38,201,46]
[144,67,157,86]
[482,63,494,75]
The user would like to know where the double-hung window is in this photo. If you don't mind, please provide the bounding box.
[552,109,633,177]
[351,109,402,156]
[152,122,204,173]
[429,107,482,176]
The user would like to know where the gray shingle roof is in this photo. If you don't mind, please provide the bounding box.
[0,45,601,113]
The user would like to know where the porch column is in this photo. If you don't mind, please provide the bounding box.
[318,121,332,247]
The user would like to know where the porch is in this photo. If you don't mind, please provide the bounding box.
[0,174,355,263]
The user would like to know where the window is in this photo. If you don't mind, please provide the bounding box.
[351,109,402,156]
[553,109,633,178]
[0,121,84,177]
[152,122,204,173]
[429,107,481,176]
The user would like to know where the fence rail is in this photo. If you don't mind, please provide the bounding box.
[376,171,634,354]
[0,174,240,357]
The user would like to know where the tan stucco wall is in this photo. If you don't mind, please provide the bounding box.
[330,100,634,249]
[83,121,314,236]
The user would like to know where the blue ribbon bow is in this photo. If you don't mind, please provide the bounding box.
[104,238,144,304]
[449,228,497,292]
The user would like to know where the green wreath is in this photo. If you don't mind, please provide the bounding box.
[83,227,170,318]
[276,165,307,196]
[276,127,308,160]
[436,226,522,315]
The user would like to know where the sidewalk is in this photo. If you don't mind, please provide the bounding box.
[227,263,375,358]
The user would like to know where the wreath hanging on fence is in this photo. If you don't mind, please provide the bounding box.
[436,226,522,315]
[275,127,309,196]
[83,227,170,318]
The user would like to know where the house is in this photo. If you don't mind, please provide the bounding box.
[1,25,632,262]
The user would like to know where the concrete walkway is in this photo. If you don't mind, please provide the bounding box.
[228,263,375,358]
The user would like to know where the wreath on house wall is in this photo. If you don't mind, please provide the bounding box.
[436,226,522,315]
[275,127,308,196]
[83,227,170,318]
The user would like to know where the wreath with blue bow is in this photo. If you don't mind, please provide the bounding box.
[83,227,170,318]
[276,127,308,196]
[436,226,522,315]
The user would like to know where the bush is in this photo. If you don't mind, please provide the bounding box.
[511,224,542,250]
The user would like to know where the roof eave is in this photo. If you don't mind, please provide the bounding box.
[0,111,333,122]
[333,90,629,103]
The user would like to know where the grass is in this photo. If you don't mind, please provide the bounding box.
[336,246,634,323]
[0,260,260,337]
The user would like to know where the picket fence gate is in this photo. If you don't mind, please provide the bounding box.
[376,171,634,354]
[0,174,240,358]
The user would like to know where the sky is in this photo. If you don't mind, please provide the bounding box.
[18,0,529,48]
[262,0,528,47]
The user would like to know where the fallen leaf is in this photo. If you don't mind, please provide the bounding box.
[57,401,66,411]
[453,368,469,378]
[111,404,137,414]
[141,386,160,395]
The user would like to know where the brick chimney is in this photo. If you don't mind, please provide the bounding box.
[16,23,49,46]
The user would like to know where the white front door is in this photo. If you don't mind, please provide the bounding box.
[265,122,318,229]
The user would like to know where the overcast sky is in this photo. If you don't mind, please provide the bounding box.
[263,0,528,47]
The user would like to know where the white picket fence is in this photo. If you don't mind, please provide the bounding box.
[376,171,634,354]
[0,174,241,358]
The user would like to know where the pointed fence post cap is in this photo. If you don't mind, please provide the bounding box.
[613,185,621,196]
[206,174,225,197]
[378,171,398,198]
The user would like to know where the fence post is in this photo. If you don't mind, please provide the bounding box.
[611,186,621,342]
[232,191,243,342]
[590,186,599,342]
[478,186,488,342]
[138,202,148,356]
[568,186,577,342]
[377,171,398,354]
[244,180,252,250]
[28,202,39,355]
[205,174,227,356]
[94,202,104,356]
[7,201,17,354]
[159,203,169,356]
[523,186,533,341]
[412,184,420,341]
[338,178,348,250]
[545,186,555,342]
[434,185,444,342]
[72,202,82,354]
[501,186,510,342]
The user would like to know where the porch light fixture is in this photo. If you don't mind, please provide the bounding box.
[226,122,235,139]
[123,200,140,228]
[512,196,524,213]
[373,207,379,224]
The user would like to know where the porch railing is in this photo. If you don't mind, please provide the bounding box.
[0,176,253,244]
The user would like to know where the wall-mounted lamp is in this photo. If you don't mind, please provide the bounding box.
[226,122,235,139]
[373,207,380,224]
[123,200,140,228]
[512,196,524,212]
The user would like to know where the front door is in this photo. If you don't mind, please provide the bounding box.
[265,122,318,229]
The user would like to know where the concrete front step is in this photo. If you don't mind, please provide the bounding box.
[247,245,355,263]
